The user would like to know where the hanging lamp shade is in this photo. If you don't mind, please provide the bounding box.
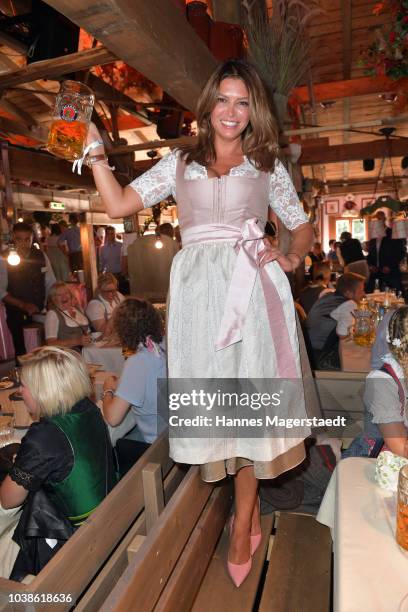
[392,218,408,239]
[367,219,386,239]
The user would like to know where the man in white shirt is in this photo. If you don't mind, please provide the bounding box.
[305,272,365,369]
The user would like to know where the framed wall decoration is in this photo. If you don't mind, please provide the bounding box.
[325,199,339,215]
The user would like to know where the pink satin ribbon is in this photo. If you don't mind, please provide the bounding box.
[182,219,298,377]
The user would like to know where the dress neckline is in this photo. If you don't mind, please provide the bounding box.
[196,156,252,180]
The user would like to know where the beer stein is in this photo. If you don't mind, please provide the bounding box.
[353,300,376,347]
[47,80,95,161]
[396,465,408,551]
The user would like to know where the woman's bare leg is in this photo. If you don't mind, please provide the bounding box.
[228,465,259,564]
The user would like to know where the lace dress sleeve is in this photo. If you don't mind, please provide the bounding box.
[268,160,309,230]
[129,149,178,209]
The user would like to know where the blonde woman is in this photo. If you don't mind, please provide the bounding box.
[45,282,91,350]
[86,272,124,335]
[0,347,116,578]
[85,59,313,586]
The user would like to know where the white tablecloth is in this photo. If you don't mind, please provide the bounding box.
[317,457,408,612]
[82,344,125,374]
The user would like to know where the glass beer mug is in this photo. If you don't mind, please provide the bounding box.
[47,80,95,161]
[353,300,376,347]
[396,465,408,551]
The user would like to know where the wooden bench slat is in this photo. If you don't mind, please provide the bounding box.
[75,465,186,612]
[142,463,165,533]
[155,482,233,612]
[101,466,213,612]
[259,513,332,612]
[0,434,173,611]
[191,514,274,612]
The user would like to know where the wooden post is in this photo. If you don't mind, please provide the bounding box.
[0,141,16,224]
[79,214,98,300]
[142,462,165,534]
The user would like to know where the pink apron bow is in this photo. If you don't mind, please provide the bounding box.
[182,219,298,377]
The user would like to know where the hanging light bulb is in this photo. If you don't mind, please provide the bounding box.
[155,237,163,250]
[7,248,20,266]
[17,217,23,223]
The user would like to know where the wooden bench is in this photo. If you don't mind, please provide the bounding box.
[0,433,185,611]
[100,467,233,611]
[97,473,331,612]
[190,512,331,612]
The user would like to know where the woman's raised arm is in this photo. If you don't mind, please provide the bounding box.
[86,123,143,219]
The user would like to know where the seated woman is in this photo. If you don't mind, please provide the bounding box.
[344,306,408,458]
[102,298,166,471]
[45,282,91,350]
[0,347,116,578]
[86,273,124,336]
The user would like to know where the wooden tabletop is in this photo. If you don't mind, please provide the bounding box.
[339,338,371,373]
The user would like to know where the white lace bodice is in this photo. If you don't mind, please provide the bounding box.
[130,149,308,231]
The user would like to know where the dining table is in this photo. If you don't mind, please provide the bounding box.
[317,457,408,612]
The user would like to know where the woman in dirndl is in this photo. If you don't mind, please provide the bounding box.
[84,59,313,587]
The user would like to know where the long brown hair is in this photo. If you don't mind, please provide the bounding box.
[180,59,279,171]
[388,306,408,378]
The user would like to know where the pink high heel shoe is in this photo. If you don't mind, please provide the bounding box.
[227,515,252,588]
[250,498,262,556]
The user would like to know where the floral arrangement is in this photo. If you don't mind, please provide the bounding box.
[242,0,322,97]
[361,1,408,79]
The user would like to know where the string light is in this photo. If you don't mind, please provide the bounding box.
[155,237,163,250]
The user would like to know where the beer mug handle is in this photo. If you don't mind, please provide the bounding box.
[72,140,104,175]
[72,140,116,176]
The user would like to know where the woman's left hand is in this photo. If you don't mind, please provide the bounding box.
[258,239,298,272]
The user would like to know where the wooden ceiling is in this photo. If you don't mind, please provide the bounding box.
[0,0,406,197]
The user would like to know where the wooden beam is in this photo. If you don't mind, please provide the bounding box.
[0,47,117,89]
[322,178,401,196]
[0,96,39,127]
[210,0,242,24]
[293,75,408,104]
[341,1,352,81]
[341,1,352,183]
[286,114,408,137]
[0,31,27,54]
[112,136,197,155]
[80,219,98,298]
[7,146,95,189]
[43,0,217,111]
[0,117,47,142]
[300,138,408,165]
[86,73,150,125]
